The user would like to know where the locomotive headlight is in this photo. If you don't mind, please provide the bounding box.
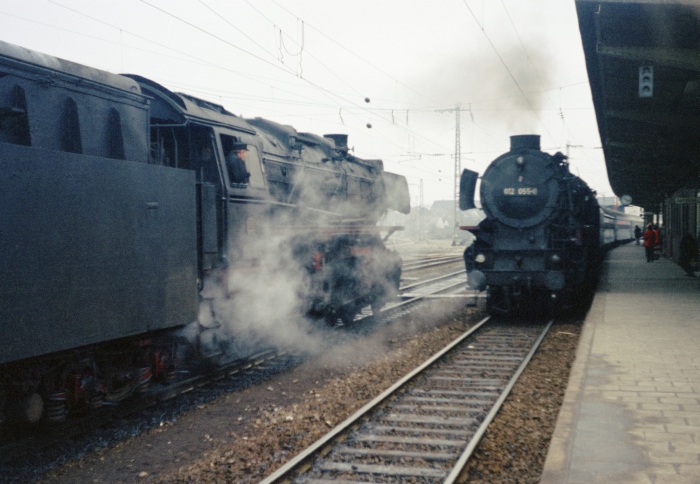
[547,253,562,269]
[475,253,486,264]
[516,156,525,166]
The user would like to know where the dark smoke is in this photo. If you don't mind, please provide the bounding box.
[412,40,555,133]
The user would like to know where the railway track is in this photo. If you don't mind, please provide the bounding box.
[0,265,474,479]
[399,270,466,297]
[260,316,553,483]
[0,349,302,476]
[401,255,463,272]
[344,270,472,327]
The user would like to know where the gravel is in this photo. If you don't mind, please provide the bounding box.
[36,298,582,484]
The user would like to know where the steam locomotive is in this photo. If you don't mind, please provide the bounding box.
[459,135,640,315]
[0,40,409,425]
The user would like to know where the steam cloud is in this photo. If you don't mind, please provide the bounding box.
[413,40,555,133]
[195,212,328,360]
[181,174,401,362]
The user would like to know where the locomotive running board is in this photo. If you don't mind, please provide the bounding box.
[399,293,486,300]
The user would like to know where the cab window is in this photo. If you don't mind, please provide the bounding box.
[244,145,265,189]
[220,133,265,190]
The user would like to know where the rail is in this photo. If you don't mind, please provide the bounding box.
[261,317,553,482]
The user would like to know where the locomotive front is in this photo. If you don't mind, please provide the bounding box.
[480,135,562,230]
[460,135,596,314]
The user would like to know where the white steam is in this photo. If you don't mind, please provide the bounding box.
[197,221,328,359]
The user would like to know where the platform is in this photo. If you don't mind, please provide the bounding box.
[541,243,700,483]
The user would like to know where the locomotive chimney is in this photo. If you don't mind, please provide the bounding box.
[324,134,348,151]
[510,134,540,151]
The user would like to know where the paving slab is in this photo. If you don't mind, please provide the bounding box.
[541,243,700,483]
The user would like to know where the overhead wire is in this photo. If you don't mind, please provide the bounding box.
[198,0,280,61]
[24,1,595,171]
[252,4,452,150]
[267,0,441,107]
[54,0,578,159]
[141,0,298,76]
[44,0,347,113]
[142,1,443,154]
[258,0,461,154]
[89,0,402,148]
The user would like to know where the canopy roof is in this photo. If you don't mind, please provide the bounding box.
[576,0,700,209]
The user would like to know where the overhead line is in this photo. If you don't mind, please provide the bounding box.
[240,1,451,151]
[139,1,396,143]
[45,1,346,112]
[141,0,297,76]
[198,0,279,61]
[267,0,440,106]
[170,2,448,153]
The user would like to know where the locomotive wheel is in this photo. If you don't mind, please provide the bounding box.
[8,392,44,424]
[23,393,44,424]
[339,306,358,326]
[546,293,558,318]
[324,312,339,327]
[485,288,499,315]
[324,305,359,326]
[46,391,68,423]
[0,390,5,426]
[371,299,385,316]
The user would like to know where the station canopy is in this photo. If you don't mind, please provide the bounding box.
[576,0,700,209]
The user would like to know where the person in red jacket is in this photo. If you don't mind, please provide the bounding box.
[643,223,656,262]
[653,224,661,260]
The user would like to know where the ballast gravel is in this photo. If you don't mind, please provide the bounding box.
[39,299,582,484]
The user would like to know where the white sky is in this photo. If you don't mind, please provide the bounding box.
[0,0,615,207]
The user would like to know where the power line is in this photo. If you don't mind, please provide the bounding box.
[198,0,279,61]
[156,2,449,153]
[268,0,441,107]
[44,1,350,114]
[141,0,297,76]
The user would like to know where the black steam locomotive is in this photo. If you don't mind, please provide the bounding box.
[459,135,639,315]
[0,40,409,425]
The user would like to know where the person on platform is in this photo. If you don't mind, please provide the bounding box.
[634,225,642,245]
[643,223,656,262]
[652,224,661,259]
[679,232,697,277]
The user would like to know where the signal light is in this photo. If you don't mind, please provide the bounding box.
[639,66,653,98]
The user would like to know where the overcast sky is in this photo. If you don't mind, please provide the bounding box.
[0,0,614,207]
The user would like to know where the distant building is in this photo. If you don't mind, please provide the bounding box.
[429,200,457,220]
[597,195,643,216]
[597,196,620,211]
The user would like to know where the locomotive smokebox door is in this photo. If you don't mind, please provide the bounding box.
[479,138,561,229]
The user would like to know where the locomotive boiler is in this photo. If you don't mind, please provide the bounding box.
[0,40,409,425]
[459,134,637,315]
